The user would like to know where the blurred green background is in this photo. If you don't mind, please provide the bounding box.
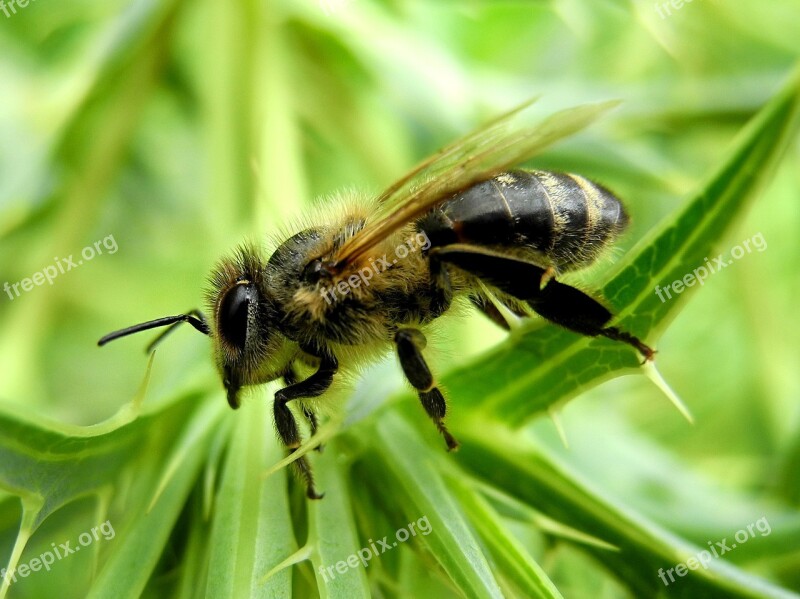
[1,1,799,597]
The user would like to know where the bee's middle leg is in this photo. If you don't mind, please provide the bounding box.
[274,352,338,499]
[394,328,459,451]
[469,294,529,330]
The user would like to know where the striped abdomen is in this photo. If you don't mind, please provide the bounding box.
[417,169,628,271]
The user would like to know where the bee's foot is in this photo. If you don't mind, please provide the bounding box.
[307,487,325,500]
[440,425,460,452]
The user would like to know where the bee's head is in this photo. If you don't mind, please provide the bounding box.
[207,243,285,409]
[98,243,288,411]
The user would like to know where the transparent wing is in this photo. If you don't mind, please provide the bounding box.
[332,98,621,270]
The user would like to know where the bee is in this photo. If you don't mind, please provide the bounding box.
[98,99,654,499]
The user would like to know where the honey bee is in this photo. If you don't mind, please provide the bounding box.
[99,99,654,499]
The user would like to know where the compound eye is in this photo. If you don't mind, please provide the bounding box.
[301,259,324,285]
[219,283,253,349]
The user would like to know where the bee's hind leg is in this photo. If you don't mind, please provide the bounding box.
[273,351,338,499]
[394,328,460,451]
[430,244,655,361]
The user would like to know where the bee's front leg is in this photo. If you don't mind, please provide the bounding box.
[282,365,324,451]
[274,350,338,499]
[394,329,459,451]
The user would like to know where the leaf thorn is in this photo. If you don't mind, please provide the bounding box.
[643,360,693,424]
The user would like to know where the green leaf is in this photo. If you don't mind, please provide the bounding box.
[0,388,218,598]
[204,400,295,599]
[450,477,563,599]
[308,445,371,599]
[87,397,224,599]
[453,419,799,599]
[368,413,504,599]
